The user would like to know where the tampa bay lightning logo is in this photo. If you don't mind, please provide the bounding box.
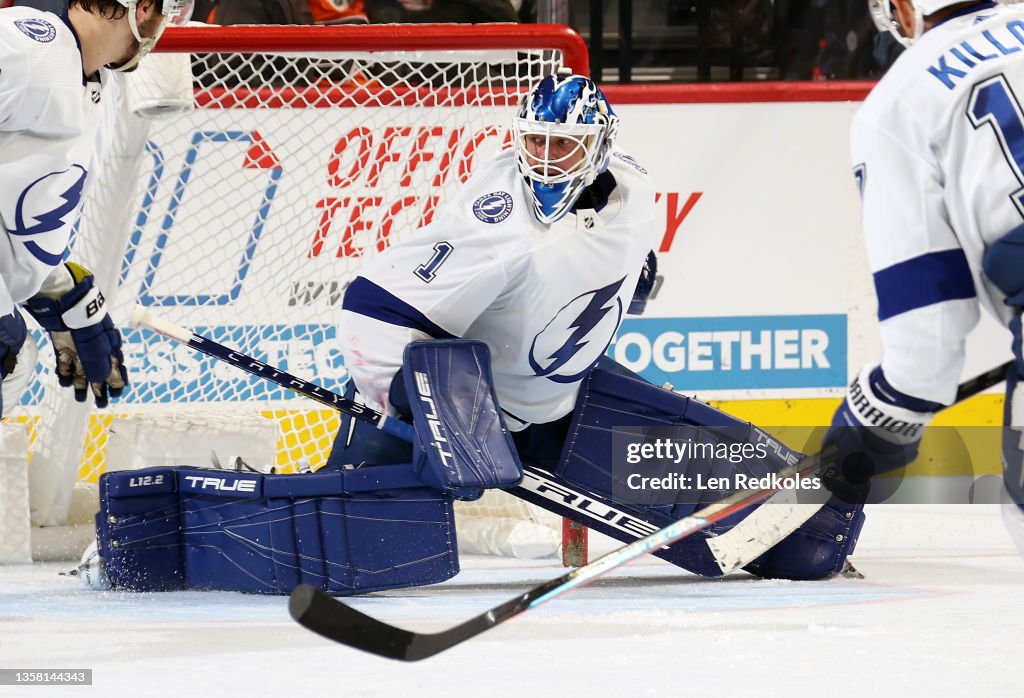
[612,151,647,174]
[14,19,56,43]
[11,165,88,265]
[529,277,626,383]
[472,192,514,224]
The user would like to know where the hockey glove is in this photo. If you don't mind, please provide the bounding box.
[1,308,28,419]
[23,263,128,407]
[823,365,939,503]
[0,309,26,380]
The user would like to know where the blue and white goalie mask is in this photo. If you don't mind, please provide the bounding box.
[513,74,619,224]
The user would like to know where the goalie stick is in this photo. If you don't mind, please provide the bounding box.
[129,306,416,443]
[706,359,1013,574]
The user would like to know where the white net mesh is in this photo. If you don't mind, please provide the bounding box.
[8,25,582,548]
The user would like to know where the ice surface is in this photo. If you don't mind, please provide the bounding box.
[1,504,1020,698]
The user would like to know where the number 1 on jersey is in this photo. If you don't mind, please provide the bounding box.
[414,241,454,283]
[968,74,1024,217]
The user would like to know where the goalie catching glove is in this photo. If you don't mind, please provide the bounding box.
[23,263,128,407]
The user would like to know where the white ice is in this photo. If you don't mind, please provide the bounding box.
[1,504,1021,698]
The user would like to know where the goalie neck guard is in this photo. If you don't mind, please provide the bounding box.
[513,74,619,224]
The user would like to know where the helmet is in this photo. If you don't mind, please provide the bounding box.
[869,1,993,46]
[112,0,194,72]
[513,74,619,224]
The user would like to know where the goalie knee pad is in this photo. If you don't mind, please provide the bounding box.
[96,465,458,595]
[326,382,414,468]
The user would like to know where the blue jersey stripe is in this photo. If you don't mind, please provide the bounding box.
[873,249,976,321]
[343,276,456,339]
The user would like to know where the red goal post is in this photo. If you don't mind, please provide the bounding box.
[6,23,590,564]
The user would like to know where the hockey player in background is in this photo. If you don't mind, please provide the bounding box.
[0,0,191,416]
[825,0,1024,555]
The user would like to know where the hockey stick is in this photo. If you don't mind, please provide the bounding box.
[288,449,832,661]
[129,306,415,443]
[706,359,1013,574]
[955,361,1011,402]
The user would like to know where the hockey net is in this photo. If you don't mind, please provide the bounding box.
[3,23,589,563]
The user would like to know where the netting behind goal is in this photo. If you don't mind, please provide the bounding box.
[8,24,587,559]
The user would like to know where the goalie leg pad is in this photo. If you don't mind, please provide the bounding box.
[401,339,523,497]
[743,499,865,580]
[545,360,861,579]
[96,468,185,591]
[98,465,458,595]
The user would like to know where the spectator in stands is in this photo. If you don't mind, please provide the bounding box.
[211,0,525,26]
[364,0,521,24]
[210,0,368,25]
[780,0,902,80]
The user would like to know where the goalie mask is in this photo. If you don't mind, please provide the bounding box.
[111,0,194,72]
[868,0,991,46]
[513,74,619,224]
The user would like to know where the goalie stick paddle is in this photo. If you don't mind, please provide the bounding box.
[288,448,834,661]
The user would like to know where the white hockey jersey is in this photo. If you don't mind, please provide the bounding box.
[852,1,1024,405]
[0,7,105,318]
[339,148,657,428]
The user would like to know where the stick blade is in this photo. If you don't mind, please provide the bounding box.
[289,584,425,661]
[289,584,518,661]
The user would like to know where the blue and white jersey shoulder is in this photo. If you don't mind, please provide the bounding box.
[0,6,103,315]
[850,2,1024,404]
[340,147,657,426]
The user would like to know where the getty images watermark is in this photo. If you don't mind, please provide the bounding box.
[611,425,821,506]
[610,425,1016,507]
[622,435,821,495]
